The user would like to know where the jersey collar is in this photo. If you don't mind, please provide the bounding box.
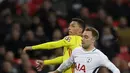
[81,47,96,53]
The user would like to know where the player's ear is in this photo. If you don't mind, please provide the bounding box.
[79,28,83,33]
[92,37,96,43]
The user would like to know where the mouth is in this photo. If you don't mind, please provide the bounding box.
[69,31,72,33]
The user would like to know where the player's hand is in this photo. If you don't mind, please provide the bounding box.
[23,46,32,53]
[36,60,44,71]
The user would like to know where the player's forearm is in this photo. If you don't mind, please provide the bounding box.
[57,58,73,72]
[113,69,120,73]
[32,40,66,50]
[105,62,120,73]
[44,56,63,65]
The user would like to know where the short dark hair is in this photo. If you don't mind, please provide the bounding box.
[72,18,85,29]
[85,27,99,40]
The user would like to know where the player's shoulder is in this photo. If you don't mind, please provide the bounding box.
[94,49,102,53]
[94,49,108,59]
[63,35,81,42]
[63,36,72,42]
[73,46,82,51]
[72,46,82,54]
[64,35,81,39]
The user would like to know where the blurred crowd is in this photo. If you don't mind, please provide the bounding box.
[0,0,130,73]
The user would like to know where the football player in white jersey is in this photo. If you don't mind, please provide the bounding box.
[49,27,120,73]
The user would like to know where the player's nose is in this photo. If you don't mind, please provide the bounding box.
[68,26,71,31]
[68,26,71,30]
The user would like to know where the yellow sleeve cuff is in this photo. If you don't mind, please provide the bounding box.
[44,56,63,65]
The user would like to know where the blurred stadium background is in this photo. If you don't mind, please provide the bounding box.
[0,0,130,73]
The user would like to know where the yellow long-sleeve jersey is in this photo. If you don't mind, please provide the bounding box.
[32,35,82,73]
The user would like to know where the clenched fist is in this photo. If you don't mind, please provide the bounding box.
[36,60,44,71]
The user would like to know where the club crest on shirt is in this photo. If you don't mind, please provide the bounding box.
[86,57,92,63]
[64,36,71,42]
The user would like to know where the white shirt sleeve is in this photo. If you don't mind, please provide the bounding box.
[100,53,120,73]
[56,51,74,72]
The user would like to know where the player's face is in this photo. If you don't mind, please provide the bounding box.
[68,21,82,35]
[82,31,94,48]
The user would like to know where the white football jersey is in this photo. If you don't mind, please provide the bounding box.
[57,47,120,73]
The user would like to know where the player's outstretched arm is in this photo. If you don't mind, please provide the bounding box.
[23,38,70,53]
[48,58,73,73]
[56,58,73,72]
[36,56,63,71]
[100,53,120,73]
[56,53,74,72]
[49,47,75,73]
[44,56,63,65]
[104,61,120,73]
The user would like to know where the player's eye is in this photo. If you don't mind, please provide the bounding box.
[85,35,89,39]
[71,24,75,27]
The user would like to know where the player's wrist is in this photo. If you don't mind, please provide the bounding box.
[23,46,32,53]
[42,60,45,65]
[26,46,33,50]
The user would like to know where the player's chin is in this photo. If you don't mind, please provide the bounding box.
[69,32,72,35]
[82,44,86,47]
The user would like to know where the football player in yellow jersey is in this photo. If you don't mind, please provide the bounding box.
[23,18,85,73]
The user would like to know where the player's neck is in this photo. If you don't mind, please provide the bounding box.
[70,33,82,36]
[84,44,95,51]
[76,33,82,36]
